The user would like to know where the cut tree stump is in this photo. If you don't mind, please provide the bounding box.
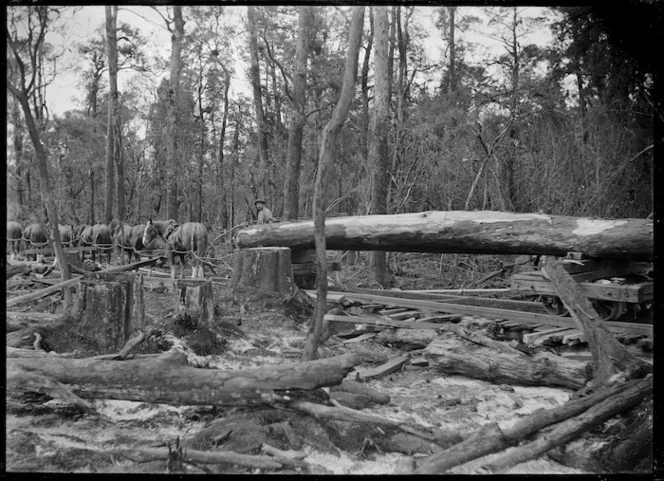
[175,278,214,328]
[76,272,145,352]
[230,247,296,296]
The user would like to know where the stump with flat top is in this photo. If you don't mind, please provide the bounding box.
[76,272,144,352]
[175,278,214,328]
[231,247,296,296]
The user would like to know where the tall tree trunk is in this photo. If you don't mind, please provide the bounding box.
[283,6,312,220]
[360,12,374,163]
[448,6,456,94]
[247,6,269,199]
[106,5,125,222]
[217,66,231,230]
[301,6,364,361]
[166,6,185,221]
[12,97,25,208]
[104,6,117,224]
[369,6,391,288]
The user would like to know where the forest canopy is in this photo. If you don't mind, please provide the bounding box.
[6,4,657,229]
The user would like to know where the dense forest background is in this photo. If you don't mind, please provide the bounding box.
[5,4,659,232]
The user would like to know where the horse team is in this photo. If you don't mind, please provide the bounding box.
[6,218,209,279]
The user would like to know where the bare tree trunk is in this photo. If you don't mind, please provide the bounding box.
[369,6,391,288]
[283,6,312,221]
[11,97,25,208]
[217,66,231,229]
[104,6,117,224]
[301,6,365,361]
[360,13,373,162]
[247,6,269,199]
[448,7,456,93]
[166,6,185,221]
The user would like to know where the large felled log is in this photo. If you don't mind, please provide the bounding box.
[234,211,652,261]
[425,334,589,389]
[7,349,366,407]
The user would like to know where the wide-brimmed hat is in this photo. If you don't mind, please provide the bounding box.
[255,199,266,206]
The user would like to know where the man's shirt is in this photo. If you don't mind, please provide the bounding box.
[257,208,273,224]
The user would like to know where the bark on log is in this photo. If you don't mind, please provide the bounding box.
[234,211,652,261]
[7,349,367,407]
[75,272,144,351]
[415,375,650,474]
[175,278,214,328]
[230,247,296,295]
[425,335,589,389]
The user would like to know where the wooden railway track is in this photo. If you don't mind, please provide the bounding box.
[308,288,653,348]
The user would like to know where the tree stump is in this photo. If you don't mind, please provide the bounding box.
[175,278,214,328]
[231,247,296,296]
[76,272,144,352]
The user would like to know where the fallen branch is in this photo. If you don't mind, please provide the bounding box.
[415,375,651,473]
[480,374,653,473]
[6,276,82,309]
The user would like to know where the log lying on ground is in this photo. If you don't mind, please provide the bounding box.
[6,276,82,309]
[234,211,652,261]
[415,374,652,474]
[6,348,366,407]
[424,334,589,390]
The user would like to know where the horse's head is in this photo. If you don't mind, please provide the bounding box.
[142,218,158,247]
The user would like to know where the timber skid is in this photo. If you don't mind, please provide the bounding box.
[510,254,653,322]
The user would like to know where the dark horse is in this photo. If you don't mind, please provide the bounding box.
[112,222,146,264]
[22,223,49,261]
[7,221,23,259]
[80,223,113,263]
[142,219,209,278]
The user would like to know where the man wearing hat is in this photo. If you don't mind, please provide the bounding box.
[255,199,274,224]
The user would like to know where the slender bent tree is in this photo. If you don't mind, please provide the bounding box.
[369,6,391,287]
[283,6,313,220]
[302,6,365,361]
[6,6,73,307]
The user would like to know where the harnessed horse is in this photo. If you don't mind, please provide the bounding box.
[112,222,133,264]
[80,223,113,263]
[22,223,48,261]
[7,221,23,259]
[58,224,75,248]
[142,219,209,278]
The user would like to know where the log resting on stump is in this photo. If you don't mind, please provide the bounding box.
[7,348,367,407]
[234,211,652,261]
